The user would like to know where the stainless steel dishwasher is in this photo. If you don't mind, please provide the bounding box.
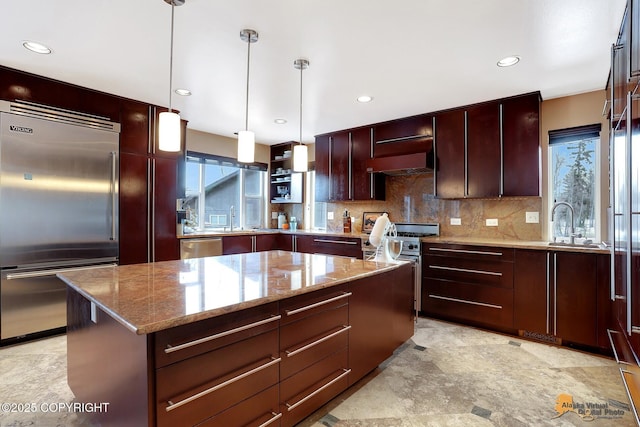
[180,238,223,259]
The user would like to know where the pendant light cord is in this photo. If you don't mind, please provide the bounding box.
[168,3,175,113]
[299,64,303,144]
[245,36,251,131]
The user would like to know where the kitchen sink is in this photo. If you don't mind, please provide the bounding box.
[547,241,604,249]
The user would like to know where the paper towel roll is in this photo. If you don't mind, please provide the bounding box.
[369,213,389,247]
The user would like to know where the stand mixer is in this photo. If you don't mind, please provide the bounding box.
[366,213,403,262]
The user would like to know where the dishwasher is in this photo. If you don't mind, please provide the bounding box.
[180,238,223,259]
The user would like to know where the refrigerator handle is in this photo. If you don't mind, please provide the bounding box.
[110,151,117,241]
[5,263,117,280]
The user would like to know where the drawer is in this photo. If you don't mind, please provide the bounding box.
[155,302,279,367]
[280,348,350,427]
[424,255,513,288]
[309,236,362,258]
[423,244,514,262]
[197,384,281,427]
[156,329,279,427]
[423,278,514,328]
[279,285,350,326]
[280,304,349,380]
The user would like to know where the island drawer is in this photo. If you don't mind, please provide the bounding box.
[154,302,279,367]
[280,348,350,427]
[197,384,280,427]
[279,285,350,326]
[280,304,349,380]
[156,328,279,427]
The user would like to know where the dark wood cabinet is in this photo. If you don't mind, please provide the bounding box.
[466,102,501,198]
[222,234,277,254]
[434,109,465,198]
[330,131,351,201]
[514,249,608,349]
[352,127,385,200]
[372,114,433,157]
[422,243,514,330]
[299,235,362,258]
[314,135,330,202]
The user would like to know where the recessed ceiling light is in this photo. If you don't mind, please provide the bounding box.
[22,41,52,54]
[357,95,373,103]
[274,118,287,124]
[174,88,191,96]
[497,56,520,67]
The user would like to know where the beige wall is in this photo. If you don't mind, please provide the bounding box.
[186,128,271,163]
[540,90,610,241]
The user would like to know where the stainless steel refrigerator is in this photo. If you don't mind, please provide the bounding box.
[0,100,119,342]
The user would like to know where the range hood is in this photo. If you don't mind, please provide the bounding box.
[366,150,435,176]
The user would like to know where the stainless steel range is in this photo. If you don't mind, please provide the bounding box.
[362,222,440,314]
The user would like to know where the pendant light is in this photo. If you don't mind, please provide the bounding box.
[238,29,258,163]
[158,0,184,152]
[293,58,309,172]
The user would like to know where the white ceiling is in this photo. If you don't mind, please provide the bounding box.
[1,0,627,146]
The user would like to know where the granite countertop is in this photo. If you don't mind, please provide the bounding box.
[422,236,610,254]
[58,250,405,335]
[178,228,364,239]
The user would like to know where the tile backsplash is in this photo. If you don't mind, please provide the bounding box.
[324,174,542,240]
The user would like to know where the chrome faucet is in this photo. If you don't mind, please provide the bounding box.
[230,205,235,232]
[551,201,576,244]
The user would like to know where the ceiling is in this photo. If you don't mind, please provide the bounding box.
[1,0,627,146]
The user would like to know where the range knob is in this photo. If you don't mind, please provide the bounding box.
[407,243,417,250]
[364,240,371,246]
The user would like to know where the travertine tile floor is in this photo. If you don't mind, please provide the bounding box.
[0,317,635,426]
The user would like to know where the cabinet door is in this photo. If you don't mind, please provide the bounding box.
[373,115,433,157]
[352,127,384,200]
[153,157,180,261]
[466,102,501,198]
[255,234,276,252]
[513,249,548,335]
[434,109,465,198]
[554,252,598,347]
[222,235,254,255]
[120,100,150,155]
[501,94,540,197]
[314,135,330,202]
[330,132,351,201]
[119,152,149,265]
[294,235,315,254]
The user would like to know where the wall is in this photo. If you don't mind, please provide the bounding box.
[186,128,271,163]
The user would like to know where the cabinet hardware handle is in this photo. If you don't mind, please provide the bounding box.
[553,252,557,336]
[7,263,116,280]
[257,412,282,427]
[429,265,502,276]
[499,103,504,196]
[615,295,626,300]
[110,151,117,241]
[626,90,633,336]
[432,116,437,197]
[164,315,281,354]
[285,368,351,412]
[285,325,351,357]
[428,294,502,309]
[313,239,359,245]
[165,357,281,412]
[375,134,431,144]
[428,247,502,256]
[348,132,353,200]
[546,252,550,334]
[285,292,352,316]
[464,110,468,197]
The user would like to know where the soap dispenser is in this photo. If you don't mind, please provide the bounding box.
[277,212,287,229]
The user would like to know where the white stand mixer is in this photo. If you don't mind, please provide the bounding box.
[366,213,403,262]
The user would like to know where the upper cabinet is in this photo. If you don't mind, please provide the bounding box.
[269,142,303,204]
[314,128,384,202]
[433,92,540,199]
[372,114,433,157]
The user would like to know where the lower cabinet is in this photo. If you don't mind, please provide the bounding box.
[514,249,609,349]
[295,235,363,258]
[422,243,514,330]
[222,234,277,254]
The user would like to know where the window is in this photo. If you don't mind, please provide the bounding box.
[306,169,327,230]
[548,124,601,243]
[185,152,267,231]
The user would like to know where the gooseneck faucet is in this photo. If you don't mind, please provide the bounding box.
[551,201,575,244]
[230,205,235,232]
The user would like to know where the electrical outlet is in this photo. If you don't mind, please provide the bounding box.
[525,211,539,223]
[450,218,462,225]
[327,211,334,220]
[486,218,498,226]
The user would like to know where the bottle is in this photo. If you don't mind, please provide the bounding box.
[290,216,297,231]
[278,212,287,229]
[343,209,352,233]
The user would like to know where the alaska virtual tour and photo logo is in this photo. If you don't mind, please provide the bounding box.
[552,393,627,421]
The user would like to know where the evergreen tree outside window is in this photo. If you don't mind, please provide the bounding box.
[548,124,601,243]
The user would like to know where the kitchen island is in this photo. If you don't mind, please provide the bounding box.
[59,250,414,427]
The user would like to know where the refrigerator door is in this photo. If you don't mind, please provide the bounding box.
[0,112,119,267]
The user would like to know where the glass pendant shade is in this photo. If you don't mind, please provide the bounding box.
[158,111,181,152]
[237,130,255,163]
[293,144,308,172]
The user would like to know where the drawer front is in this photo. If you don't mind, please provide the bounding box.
[280,348,350,427]
[424,244,514,262]
[423,278,514,328]
[424,255,513,288]
[156,329,279,427]
[309,236,362,258]
[197,384,281,427]
[155,302,279,367]
[279,285,350,326]
[280,304,349,380]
